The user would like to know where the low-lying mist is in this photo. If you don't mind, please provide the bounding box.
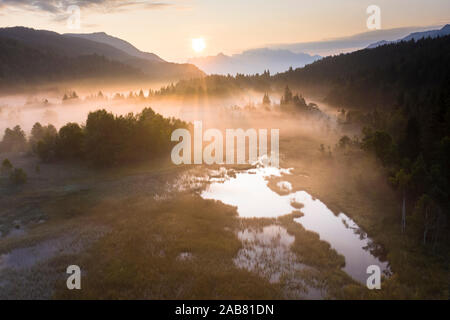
[0,86,340,145]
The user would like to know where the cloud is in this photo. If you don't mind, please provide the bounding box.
[268,25,442,56]
[0,0,173,16]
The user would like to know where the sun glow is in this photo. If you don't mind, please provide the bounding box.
[192,38,206,53]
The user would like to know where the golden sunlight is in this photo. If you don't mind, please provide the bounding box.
[192,38,206,53]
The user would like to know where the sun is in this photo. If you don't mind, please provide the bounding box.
[192,38,206,53]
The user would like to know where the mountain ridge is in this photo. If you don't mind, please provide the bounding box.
[0,27,204,83]
[188,48,321,75]
[367,24,450,48]
[64,32,165,63]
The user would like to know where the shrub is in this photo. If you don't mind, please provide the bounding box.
[30,123,57,155]
[0,125,27,152]
[36,134,58,162]
[9,168,27,185]
[1,158,13,175]
[57,123,84,159]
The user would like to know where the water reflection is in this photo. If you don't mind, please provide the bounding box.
[235,225,323,299]
[292,191,390,283]
[200,166,390,283]
[235,225,298,283]
[202,169,294,218]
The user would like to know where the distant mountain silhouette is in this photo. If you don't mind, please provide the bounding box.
[0,27,131,61]
[0,37,144,87]
[64,32,165,63]
[367,24,450,48]
[0,27,204,85]
[188,48,321,75]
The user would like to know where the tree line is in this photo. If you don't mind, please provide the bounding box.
[0,108,189,166]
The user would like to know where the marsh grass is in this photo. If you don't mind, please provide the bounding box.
[56,195,282,299]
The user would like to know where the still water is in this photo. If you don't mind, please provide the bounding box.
[201,165,390,284]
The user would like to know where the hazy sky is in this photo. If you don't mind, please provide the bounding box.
[0,0,449,62]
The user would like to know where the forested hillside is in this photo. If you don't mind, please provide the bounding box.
[0,27,204,87]
[274,35,450,110]
[0,37,144,86]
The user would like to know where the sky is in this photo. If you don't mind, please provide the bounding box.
[0,0,449,62]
